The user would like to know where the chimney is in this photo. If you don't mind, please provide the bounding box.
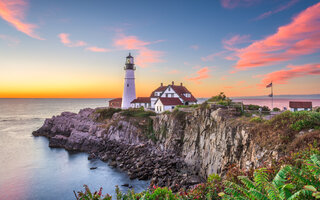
[161,83,163,86]
[172,81,174,85]
[180,82,183,86]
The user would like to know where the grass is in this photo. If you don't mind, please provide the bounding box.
[268,110,320,131]
[249,116,264,123]
[121,108,156,118]
[176,104,199,108]
[94,108,121,121]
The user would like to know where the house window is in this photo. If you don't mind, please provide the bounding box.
[168,87,171,91]
[172,106,174,109]
[166,94,168,97]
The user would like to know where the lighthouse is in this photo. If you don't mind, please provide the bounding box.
[121,53,136,109]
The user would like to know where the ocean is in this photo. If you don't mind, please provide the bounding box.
[0,98,149,200]
[0,97,319,200]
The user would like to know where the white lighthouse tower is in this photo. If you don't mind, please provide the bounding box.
[121,53,136,109]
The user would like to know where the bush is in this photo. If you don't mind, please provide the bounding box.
[247,104,260,110]
[273,107,280,111]
[176,104,199,109]
[95,108,121,121]
[250,116,263,123]
[261,106,270,112]
[172,109,187,121]
[208,92,232,106]
[121,108,156,118]
[268,110,320,131]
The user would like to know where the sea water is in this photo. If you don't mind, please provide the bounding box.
[0,99,149,200]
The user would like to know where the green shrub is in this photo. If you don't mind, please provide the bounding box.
[121,108,156,118]
[176,104,199,108]
[163,110,171,114]
[262,106,270,112]
[250,116,263,123]
[268,111,320,131]
[243,112,252,117]
[172,109,187,121]
[247,104,260,110]
[95,108,121,121]
[315,107,320,112]
[273,107,280,111]
[208,92,232,106]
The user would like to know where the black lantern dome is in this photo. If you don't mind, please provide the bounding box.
[125,53,135,70]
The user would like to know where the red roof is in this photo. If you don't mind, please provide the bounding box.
[289,101,312,108]
[171,85,197,102]
[157,97,183,106]
[150,86,167,98]
[109,98,122,103]
[131,97,151,104]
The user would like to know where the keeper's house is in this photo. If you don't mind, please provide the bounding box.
[110,81,197,113]
[289,101,312,112]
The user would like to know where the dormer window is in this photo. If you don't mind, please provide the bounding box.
[184,93,190,97]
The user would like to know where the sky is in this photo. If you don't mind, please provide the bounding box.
[0,0,319,98]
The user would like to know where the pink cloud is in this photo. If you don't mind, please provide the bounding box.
[201,51,227,62]
[236,80,246,85]
[167,69,180,74]
[185,67,210,84]
[260,63,320,86]
[255,0,299,20]
[0,0,43,39]
[86,46,110,52]
[190,45,199,50]
[234,2,320,70]
[0,34,19,46]
[220,0,259,9]
[222,34,250,47]
[58,33,87,47]
[220,75,229,80]
[114,33,164,67]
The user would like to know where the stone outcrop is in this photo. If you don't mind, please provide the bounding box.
[33,108,201,190]
[33,105,280,190]
[153,105,279,179]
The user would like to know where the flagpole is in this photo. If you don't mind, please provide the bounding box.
[271,81,273,110]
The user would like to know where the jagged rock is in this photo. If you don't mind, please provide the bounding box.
[33,106,280,191]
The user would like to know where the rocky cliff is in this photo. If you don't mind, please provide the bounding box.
[33,106,281,189]
[153,105,279,179]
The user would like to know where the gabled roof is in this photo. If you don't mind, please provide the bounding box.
[109,98,122,103]
[150,86,167,98]
[131,97,151,104]
[156,97,183,106]
[171,85,197,102]
[289,101,312,108]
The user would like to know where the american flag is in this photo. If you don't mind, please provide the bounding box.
[266,82,272,88]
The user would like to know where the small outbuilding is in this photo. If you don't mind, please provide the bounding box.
[108,98,122,108]
[131,97,151,108]
[289,101,312,112]
[155,97,183,113]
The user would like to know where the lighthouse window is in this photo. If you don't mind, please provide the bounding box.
[127,84,129,87]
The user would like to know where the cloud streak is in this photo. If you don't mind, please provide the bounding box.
[185,67,210,83]
[233,2,320,70]
[254,0,299,20]
[58,33,87,47]
[86,46,110,52]
[0,0,42,39]
[220,0,259,9]
[260,63,320,86]
[0,34,19,46]
[114,33,164,67]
